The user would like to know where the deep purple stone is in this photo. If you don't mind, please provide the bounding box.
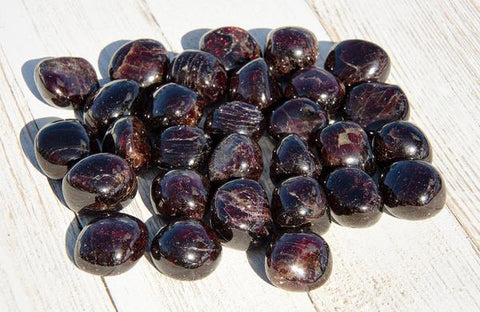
[62,153,137,212]
[34,119,90,179]
[324,39,391,88]
[265,232,332,292]
[150,219,222,280]
[380,160,446,220]
[169,50,227,104]
[74,213,148,276]
[208,133,263,184]
[102,116,151,172]
[200,26,262,72]
[211,179,273,250]
[150,170,210,219]
[109,39,169,89]
[34,57,99,109]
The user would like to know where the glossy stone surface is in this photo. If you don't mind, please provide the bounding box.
[199,26,262,72]
[83,79,139,136]
[205,101,265,141]
[208,134,263,184]
[152,126,211,171]
[211,179,273,250]
[102,116,151,172]
[269,98,327,142]
[265,27,318,79]
[285,66,345,117]
[266,232,332,292]
[345,82,409,134]
[34,57,99,109]
[109,39,169,89]
[34,119,90,179]
[150,170,210,219]
[325,39,391,88]
[62,153,137,212]
[373,121,431,165]
[272,177,330,235]
[325,168,382,228]
[169,50,227,104]
[228,58,281,111]
[150,219,222,280]
[270,134,321,184]
[314,121,375,174]
[380,160,446,220]
[74,213,148,276]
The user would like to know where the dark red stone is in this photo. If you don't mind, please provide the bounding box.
[268,98,327,142]
[74,213,148,276]
[150,219,222,280]
[169,50,227,104]
[150,170,210,219]
[345,82,409,134]
[270,134,321,184]
[380,160,446,220]
[152,126,211,171]
[325,168,382,228]
[211,179,273,250]
[285,66,345,117]
[265,232,332,291]
[324,39,391,88]
[200,26,262,72]
[102,116,151,172]
[34,57,99,109]
[62,153,137,212]
[205,101,265,141]
[109,39,169,89]
[272,176,330,235]
[314,121,375,174]
[208,134,263,184]
[228,58,281,111]
[265,27,318,79]
[34,119,90,179]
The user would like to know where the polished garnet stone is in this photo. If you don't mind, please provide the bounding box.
[284,66,345,117]
[150,219,222,280]
[208,133,263,184]
[62,153,137,212]
[314,121,375,174]
[266,232,332,292]
[34,57,99,109]
[169,50,227,104]
[205,101,265,141]
[271,176,330,235]
[380,160,446,220]
[152,126,211,171]
[200,26,262,72]
[83,79,139,136]
[102,116,151,172]
[265,27,318,79]
[74,213,148,276]
[270,134,321,184]
[269,98,327,142]
[34,119,90,179]
[150,170,210,219]
[345,82,409,134]
[373,121,431,165]
[324,39,391,88]
[228,58,281,111]
[109,39,169,89]
[211,179,272,250]
[325,168,382,228]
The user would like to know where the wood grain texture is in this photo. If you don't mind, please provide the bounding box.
[0,0,479,311]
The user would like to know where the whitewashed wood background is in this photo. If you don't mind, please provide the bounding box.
[1,0,480,311]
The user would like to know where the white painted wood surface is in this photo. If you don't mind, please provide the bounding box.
[0,0,479,311]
